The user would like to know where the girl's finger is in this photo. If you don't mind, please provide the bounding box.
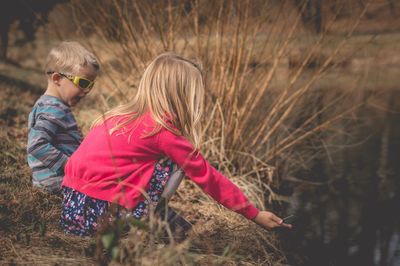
[271,215,283,225]
[281,222,293,229]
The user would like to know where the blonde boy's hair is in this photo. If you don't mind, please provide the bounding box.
[92,52,204,150]
[45,41,100,75]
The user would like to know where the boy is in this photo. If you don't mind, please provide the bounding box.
[27,41,100,193]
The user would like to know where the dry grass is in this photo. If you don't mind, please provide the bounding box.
[51,0,376,264]
[0,82,98,265]
[46,1,372,264]
[61,0,373,198]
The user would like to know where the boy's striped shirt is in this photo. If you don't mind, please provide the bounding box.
[27,95,81,192]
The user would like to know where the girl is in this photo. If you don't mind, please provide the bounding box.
[60,52,292,236]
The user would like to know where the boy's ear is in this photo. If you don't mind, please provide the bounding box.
[50,72,63,85]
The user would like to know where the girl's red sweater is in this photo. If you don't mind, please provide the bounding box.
[62,113,259,220]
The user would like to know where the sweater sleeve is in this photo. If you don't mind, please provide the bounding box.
[27,111,69,174]
[158,129,259,220]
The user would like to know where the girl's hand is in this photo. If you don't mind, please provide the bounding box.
[253,211,293,230]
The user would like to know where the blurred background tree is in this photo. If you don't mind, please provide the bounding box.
[0,0,67,61]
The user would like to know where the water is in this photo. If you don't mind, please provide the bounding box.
[278,87,400,266]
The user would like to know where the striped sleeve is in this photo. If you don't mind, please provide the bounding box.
[27,112,69,174]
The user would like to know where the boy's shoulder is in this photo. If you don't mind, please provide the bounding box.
[32,95,73,120]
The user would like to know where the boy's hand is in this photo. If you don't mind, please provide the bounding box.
[253,211,293,230]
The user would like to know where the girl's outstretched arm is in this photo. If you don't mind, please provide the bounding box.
[158,129,293,232]
[158,129,259,219]
[253,211,293,230]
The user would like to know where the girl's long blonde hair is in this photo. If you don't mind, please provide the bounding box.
[92,52,204,149]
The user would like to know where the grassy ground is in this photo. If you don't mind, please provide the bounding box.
[0,71,97,265]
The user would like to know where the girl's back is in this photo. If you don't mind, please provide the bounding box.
[63,110,259,219]
[64,112,164,208]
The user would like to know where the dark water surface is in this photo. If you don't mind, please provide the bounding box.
[278,87,400,266]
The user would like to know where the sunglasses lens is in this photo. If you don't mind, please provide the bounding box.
[78,78,91,89]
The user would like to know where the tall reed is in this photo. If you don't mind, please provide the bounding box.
[65,0,369,197]
[58,0,371,263]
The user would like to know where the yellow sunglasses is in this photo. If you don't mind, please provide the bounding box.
[47,71,95,92]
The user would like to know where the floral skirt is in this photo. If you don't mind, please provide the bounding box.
[60,159,174,236]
